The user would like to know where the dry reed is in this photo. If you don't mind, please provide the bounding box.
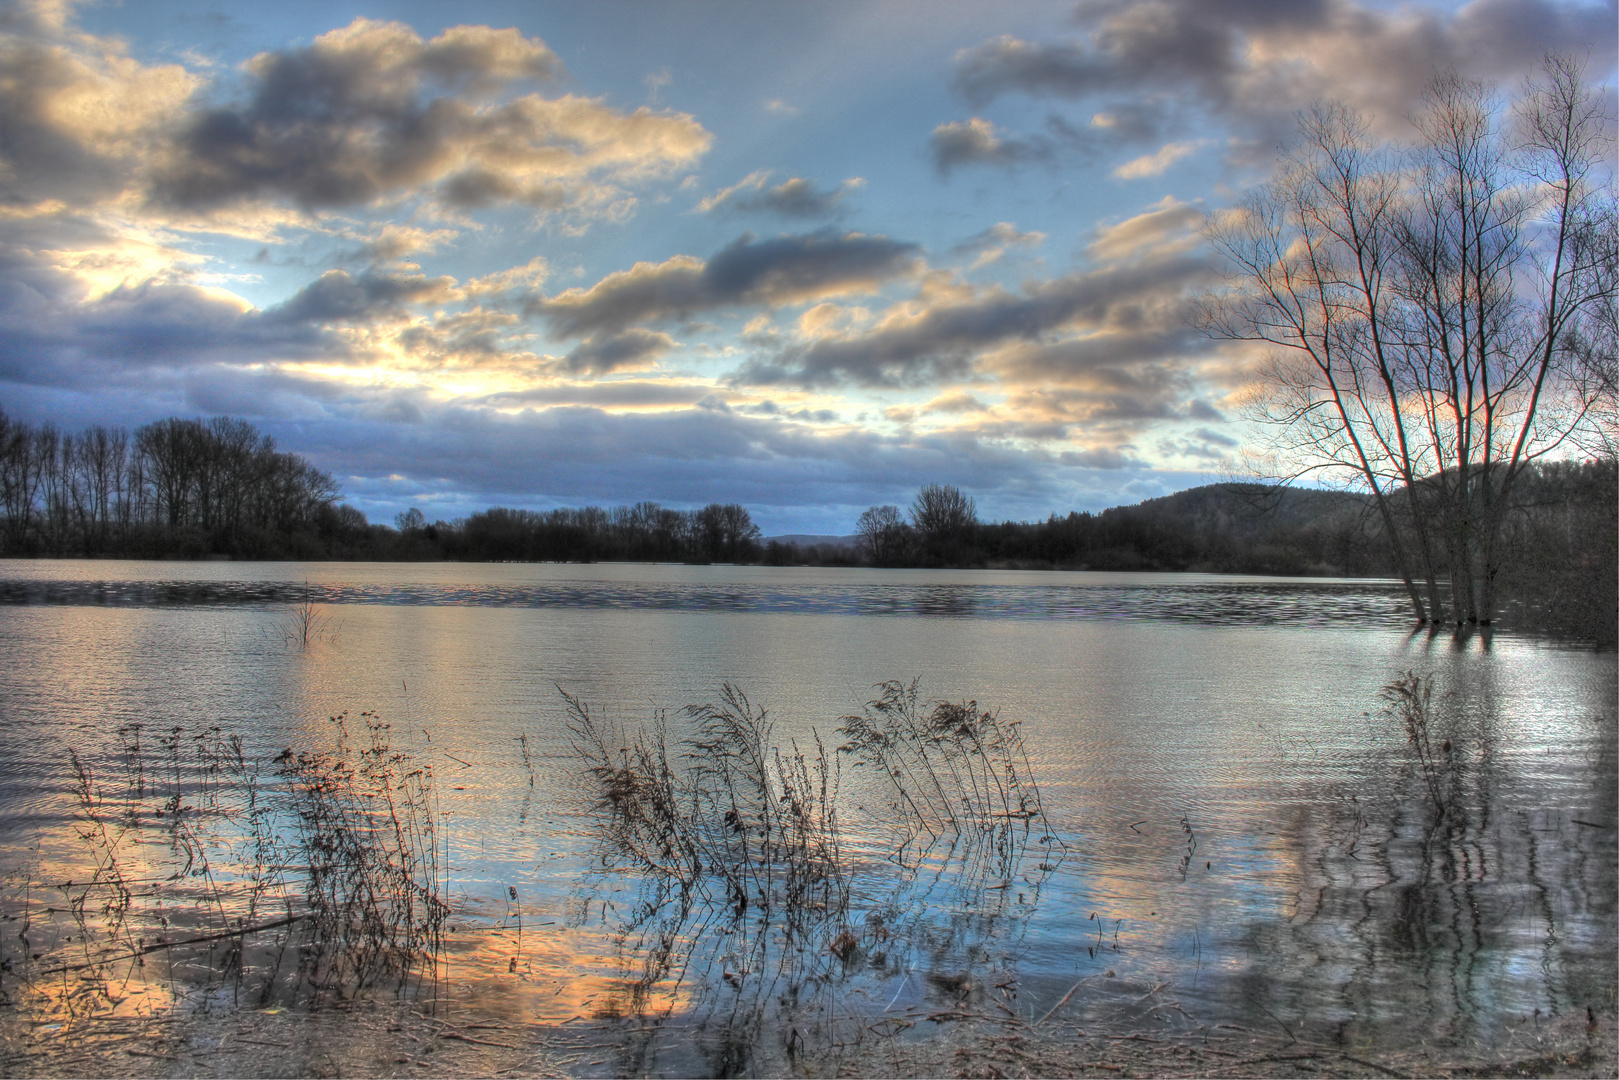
[1379,671,1451,817]
[15,710,447,1017]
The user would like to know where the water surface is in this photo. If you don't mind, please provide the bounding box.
[0,560,1611,1075]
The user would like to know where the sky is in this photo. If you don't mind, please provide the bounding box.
[0,0,1614,534]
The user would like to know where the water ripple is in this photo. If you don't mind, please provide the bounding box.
[0,575,1411,627]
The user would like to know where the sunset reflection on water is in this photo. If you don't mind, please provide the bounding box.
[0,560,1612,1074]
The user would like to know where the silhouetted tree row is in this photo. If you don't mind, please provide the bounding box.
[3,409,1609,641]
[392,501,763,564]
[0,410,363,558]
[853,482,1393,575]
[837,472,1613,640]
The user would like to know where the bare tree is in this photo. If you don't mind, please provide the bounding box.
[855,504,910,566]
[695,502,761,562]
[910,484,977,554]
[1203,56,1616,626]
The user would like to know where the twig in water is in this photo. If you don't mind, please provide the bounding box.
[1245,997,1297,1043]
[1036,975,1096,1026]
[37,915,308,975]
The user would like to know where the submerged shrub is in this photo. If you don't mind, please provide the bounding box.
[562,684,847,922]
[837,679,1052,845]
[1380,671,1452,818]
[274,711,448,1000]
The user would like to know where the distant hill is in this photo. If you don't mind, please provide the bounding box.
[1094,483,1382,575]
[969,483,1389,576]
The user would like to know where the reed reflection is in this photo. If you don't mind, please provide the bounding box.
[560,680,1065,1075]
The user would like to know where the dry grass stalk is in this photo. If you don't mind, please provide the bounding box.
[1379,671,1451,817]
[274,710,449,1001]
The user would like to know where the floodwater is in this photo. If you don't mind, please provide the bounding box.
[0,559,1613,1076]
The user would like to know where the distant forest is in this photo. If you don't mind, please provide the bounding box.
[2,410,1613,637]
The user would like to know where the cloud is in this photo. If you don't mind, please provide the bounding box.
[279,394,1134,526]
[950,222,1046,268]
[1157,424,1241,463]
[474,379,713,409]
[0,2,1272,531]
[0,273,328,389]
[883,390,994,425]
[645,68,672,104]
[1113,140,1205,179]
[733,247,1215,389]
[1087,197,1203,262]
[0,4,200,207]
[0,7,697,225]
[343,224,462,265]
[697,171,863,218]
[930,117,1052,173]
[0,235,551,395]
[266,269,458,326]
[737,399,839,422]
[559,328,676,375]
[535,230,924,337]
[0,7,734,440]
[1060,446,1144,470]
[148,18,709,215]
[951,0,1618,151]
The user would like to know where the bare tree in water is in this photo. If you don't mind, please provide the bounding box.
[1203,56,1616,626]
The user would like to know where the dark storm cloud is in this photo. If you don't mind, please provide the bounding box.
[946,0,1617,154]
[146,18,708,213]
[535,231,923,338]
[698,173,862,218]
[733,252,1214,389]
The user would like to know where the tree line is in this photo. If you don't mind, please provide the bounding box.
[0,408,772,564]
[0,410,360,558]
[397,502,763,564]
[852,481,1395,575]
[2,409,1610,639]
